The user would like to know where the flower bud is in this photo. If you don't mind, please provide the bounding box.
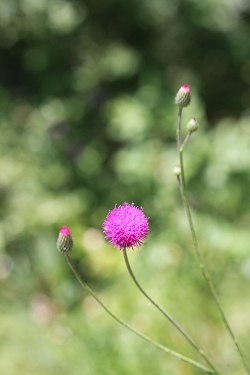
[175,84,191,108]
[187,118,199,133]
[57,226,74,253]
[173,165,181,176]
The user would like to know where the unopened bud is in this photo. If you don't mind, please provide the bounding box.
[175,84,191,108]
[173,165,181,176]
[57,226,74,253]
[187,118,199,133]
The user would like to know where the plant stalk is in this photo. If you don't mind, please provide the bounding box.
[123,248,222,375]
[64,252,214,374]
[177,107,250,375]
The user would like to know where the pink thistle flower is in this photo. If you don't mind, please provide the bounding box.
[103,202,149,250]
[57,226,74,253]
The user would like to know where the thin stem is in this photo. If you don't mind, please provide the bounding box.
[177,108,183,160]
[177,109,250,375]
[181,132,192,150]
[123,248,222,375]
[64,252,214,374]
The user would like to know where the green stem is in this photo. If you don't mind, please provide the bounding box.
[64,253,214,374]
[177,108,250,375]
[123,248,222,375]
[181,132,192,150]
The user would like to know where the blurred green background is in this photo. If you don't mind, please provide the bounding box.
[1,0,250,374]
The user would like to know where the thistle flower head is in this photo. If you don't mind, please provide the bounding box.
[103,202,149,250]
[57,226,74,253]
[175,84,192,108]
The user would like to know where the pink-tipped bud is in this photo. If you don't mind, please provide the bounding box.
[57,226,74,253]
[175,84,192,108]
[187,118,199,133]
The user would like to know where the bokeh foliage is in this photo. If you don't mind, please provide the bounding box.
[1,0,250,374]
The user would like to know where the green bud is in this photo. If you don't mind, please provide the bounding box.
[173,165,181,176]
[187,118,199,133]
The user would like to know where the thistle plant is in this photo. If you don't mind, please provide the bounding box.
[57,225,214,374]
[175,84,250,375]
[57,84,249,375]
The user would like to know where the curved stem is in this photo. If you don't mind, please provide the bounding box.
[64,253,214,374]
[123,248,222,375]
[177,108,250,375]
